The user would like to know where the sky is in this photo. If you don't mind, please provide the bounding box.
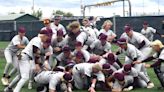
[0,0,164,18]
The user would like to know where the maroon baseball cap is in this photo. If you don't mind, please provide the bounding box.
[117,38,127,45]
[57,29,64,36]
[75,51,84,59]
[63,72,73,82]
[107,53,115,64]
[124,26,132,33]
[18,27,26,33]
[143,21,148,25]
[102,63,111,70]
[88,58,99,63]
[75,41,82,47]
[114,73,125,81]
[62,46,71,52]
[40,28,50,36]
[108,69,114,74]
[99,33,107,41]
[123,64,132,72]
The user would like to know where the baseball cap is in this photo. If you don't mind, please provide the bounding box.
[107,53,115,64]
[88,58,99,63]
[151,40,164,48]
[62,46,71,52]
[102,63,111,70]
[39,28,50,36]
[143,21,148,25]
[123,64,132,72]
[117,38,127,45]
[124,26,132,33]
[53,66,65,72]
[75,51,84,59]
[75,41,82,47]
[63,72,73,82]
[18,27,26,33]
[57,29,64,36]
[99,33,107,41]
[114,73,125,81]
[53,16,61,20]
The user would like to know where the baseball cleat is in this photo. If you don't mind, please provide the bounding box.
[4,87,13,92]
[1,77,9,86]
[147,82,154,88]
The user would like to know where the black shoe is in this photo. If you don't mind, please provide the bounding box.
[4,87,13,92]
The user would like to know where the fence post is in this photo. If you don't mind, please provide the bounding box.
[113,13,116,34]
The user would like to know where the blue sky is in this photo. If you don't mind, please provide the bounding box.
[0,0,164,18]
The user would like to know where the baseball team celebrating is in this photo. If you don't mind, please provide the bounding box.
[2,16,164,92]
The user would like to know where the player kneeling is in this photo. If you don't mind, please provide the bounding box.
[34,71,73,92]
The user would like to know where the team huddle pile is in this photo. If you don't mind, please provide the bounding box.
[2,16,164,92]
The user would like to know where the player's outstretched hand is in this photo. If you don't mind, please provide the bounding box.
[145,64,151,68]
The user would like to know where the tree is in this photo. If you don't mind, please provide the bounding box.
[52,10,73,17]
[32,8,42,19]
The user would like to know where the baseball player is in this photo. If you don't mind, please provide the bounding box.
[134,40,164,89]
[56,46,74,66]
[28,38,53,89]
[50,16,67,36]
[81,18,97,49]
[43,18,51,28]
[2,27,29,86]
[141,21,162,41]
[73,42,91,62]
[110,72,134,92]
[4,28,50,92]
[100,53,122,70]
[120,25,153,58]
[99,20,116,42]
[51,29,67,56]
[72,63,109,91]
[116,38,149,76]
[34,71,73,92]
[66,21,87,51]
[90,33,111,56]
[117,64,154,88]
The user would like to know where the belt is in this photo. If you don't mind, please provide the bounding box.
[22,52,33,60]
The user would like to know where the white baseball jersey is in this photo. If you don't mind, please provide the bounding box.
[51,36,67,48]
[116,68,150,84]
[73,49,91,62]
[73,63,105,82]
[22,36,43,59]
[50,23,66,35]
[56,52,74,66]
[90,39,111,55]
[99,29,116,37]
[40,46,53,62]
[153,49,164,60]
[141,27,156,41]
[5,35,29,53]
[81,26,97,45]
[118,44,144,63]
[120,31,150,49]
[34,71,64,90]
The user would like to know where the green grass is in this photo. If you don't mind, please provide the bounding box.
[0,42,9,49]
[0,42,163,92]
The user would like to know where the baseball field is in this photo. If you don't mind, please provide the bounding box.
[0,42,163,92]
